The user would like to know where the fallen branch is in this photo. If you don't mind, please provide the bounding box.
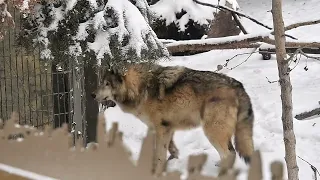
[193,0,297,40]
[295,107,320,120]
[166,34,320,55]
[166,35,264,55]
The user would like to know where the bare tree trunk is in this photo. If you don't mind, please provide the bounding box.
[272,0,299,179]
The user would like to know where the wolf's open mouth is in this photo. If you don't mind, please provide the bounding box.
[101,99,116,108]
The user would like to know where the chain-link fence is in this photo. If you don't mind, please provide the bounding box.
[0,2,87,145]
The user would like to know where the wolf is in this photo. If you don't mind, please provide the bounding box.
[91,62,254,176]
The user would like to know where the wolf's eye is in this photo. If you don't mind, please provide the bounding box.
[106,81,110,86]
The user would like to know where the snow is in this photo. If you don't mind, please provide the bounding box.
[66,0,77,12]
[0,163,57,180]
[87,0,169,62]
[103,0,320,179]
[150,0,239,30]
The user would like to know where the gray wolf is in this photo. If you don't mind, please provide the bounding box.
[91,63,254,176]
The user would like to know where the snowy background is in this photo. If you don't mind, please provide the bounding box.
[104,0,320,179]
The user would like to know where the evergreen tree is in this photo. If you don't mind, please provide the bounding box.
[17,0,169,69]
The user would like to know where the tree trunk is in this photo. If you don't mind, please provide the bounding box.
[271,0,299,179]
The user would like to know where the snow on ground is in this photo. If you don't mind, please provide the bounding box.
[105,0,320,179]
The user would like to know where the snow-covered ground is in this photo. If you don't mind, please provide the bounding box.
[104,0,320,179]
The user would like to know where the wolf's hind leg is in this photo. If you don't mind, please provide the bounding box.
[201,99,238,163]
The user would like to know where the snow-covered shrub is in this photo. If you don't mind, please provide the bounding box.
[17,0,169,69]
[148,0,239,40]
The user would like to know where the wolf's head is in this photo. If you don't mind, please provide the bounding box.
[91,68,125,105]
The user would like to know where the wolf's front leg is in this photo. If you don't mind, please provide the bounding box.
[152,126,174,177]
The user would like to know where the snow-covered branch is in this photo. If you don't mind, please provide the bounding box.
[166,23,320,55]
[166,33,265,54]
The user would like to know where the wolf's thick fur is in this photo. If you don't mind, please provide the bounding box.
[92,63,254,176]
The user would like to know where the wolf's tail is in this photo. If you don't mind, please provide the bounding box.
[234,86,254,164]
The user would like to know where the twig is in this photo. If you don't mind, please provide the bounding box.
[289,53,302,72]
[299,50,320,61]
[266,76,278,84]
[298,156,320,179]
[193,0,297,40]
[228,48,257,70]
[222,50,260,68]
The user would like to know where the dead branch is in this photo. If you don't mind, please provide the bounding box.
[193,0,297,40]
[295,107,320,120]
[270,19,320,37]
[285,19,320,32]
[298,156,320,180]
[231,12,248,34]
